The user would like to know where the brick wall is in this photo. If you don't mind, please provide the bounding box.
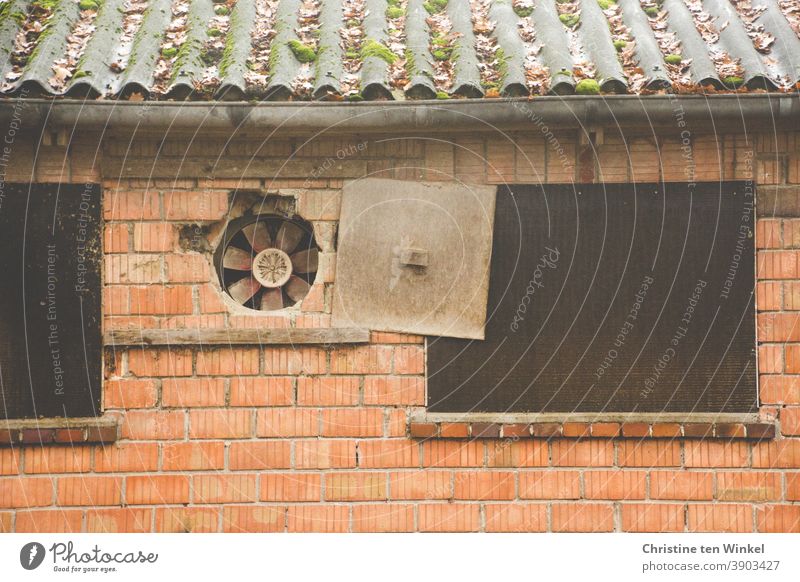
[1,127,799,532]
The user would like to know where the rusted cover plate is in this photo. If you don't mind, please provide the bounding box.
[428,182,757,413]
[332,178,496,339]
[0,184,102,419]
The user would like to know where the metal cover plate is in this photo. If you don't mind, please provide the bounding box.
[332,178,496,339]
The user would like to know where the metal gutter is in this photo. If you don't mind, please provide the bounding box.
[0,94,797,135]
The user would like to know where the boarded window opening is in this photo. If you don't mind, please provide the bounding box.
[427,183,757,414]
[0,184,102,419]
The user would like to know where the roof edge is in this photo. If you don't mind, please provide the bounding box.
[0,95,797,135]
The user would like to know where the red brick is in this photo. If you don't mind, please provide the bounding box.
[295,440,357,469]
[621,504,685,532]
[758,313,800,341]
[196,348,259,375]
[162,441,225,471]
[156,507,220,533]
[104,190,160,220]
[260,473,321,502]
[103,379,157,409]
[264,347,327,375]
[485,503,547,532]
[753,440,800,467]
[756,281,781,311]
[757,505,800,532]
[781,407,800,435]
[288,505,349,532]
[394,346,424,374]
[388,470,451,500]
[257,408,319,437]
[24,447,91,474]
[358,440,420,468]
[622,423,650,437]
[716,471,782,501]
[0,512,11,532]
[424,441,485,467]
[120,410,185,440]
[94,443,159,473]
[229,441,291,470]
[126,475,190,505]
[619,441,681,467]
[322,409,384,437]
[454,471,515,500]
[519,471,580,499]
[133,223,177,252]
[164,254,210,283]
[298,376,360,406]
[591,423,621,437]
[487,440,547,467]
[57,476,123,506]
[551,503,614,532]
[688,504,753,532]
[198,284,228,313]
[330,346,392,374]
[162,378,226,407]
[103,286,129,315]
[650,471,713,500]
[86,508,151,533]
[760,375,800,403]
[786,346,800,374]
[552,441,614,467]
[127,348,192,377]
[418,504,480,532]
[363,376,424,405]
[353,504,414,532]
[756,218,782,249]
[788,472,800,500]
[190,409,252,439]
[105,255,164,284]
[15,510,82,533]
[104,223,130,253]
[223,506,284,532]
[684,442,749,467]
[325,472,387,501]
[759,345,783,374]
[164,190,228,220]
[651,423,682,438]
[193,474,258,503]
[409,422,438,438]
[0,478,53,508]
[0,449,20,475]
[130,285,193,315]
[758,250,800,279]
[584,470,647,500]
[230,377,293,406]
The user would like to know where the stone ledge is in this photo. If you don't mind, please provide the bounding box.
[0,417,119,447]
[408,421,776,440]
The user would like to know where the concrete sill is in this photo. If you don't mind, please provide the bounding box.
[408,412,775,440]
[0,417,119,447]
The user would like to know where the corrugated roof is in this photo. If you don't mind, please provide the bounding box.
[0,0,798,101]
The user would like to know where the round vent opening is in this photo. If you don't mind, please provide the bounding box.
[214,214,319,311]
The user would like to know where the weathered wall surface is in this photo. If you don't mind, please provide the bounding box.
[1,127,799,533]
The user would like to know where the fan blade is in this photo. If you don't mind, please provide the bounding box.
[223,246,253,270]
[285,275,311,302]
[228,276,261,304]
[290,248,319,274]
[242,222,271,253]
[275,222,304,253]
[260,288,284,311]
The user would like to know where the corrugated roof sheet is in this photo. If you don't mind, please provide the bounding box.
[0,0,798,100]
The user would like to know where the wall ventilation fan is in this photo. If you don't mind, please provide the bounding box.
[214,215,319,311]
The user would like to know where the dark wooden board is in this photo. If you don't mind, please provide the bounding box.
[106,327,370,346]
[0,184,102,419]
[428,183,757,413]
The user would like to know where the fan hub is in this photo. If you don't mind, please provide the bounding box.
[252,248,293,288]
